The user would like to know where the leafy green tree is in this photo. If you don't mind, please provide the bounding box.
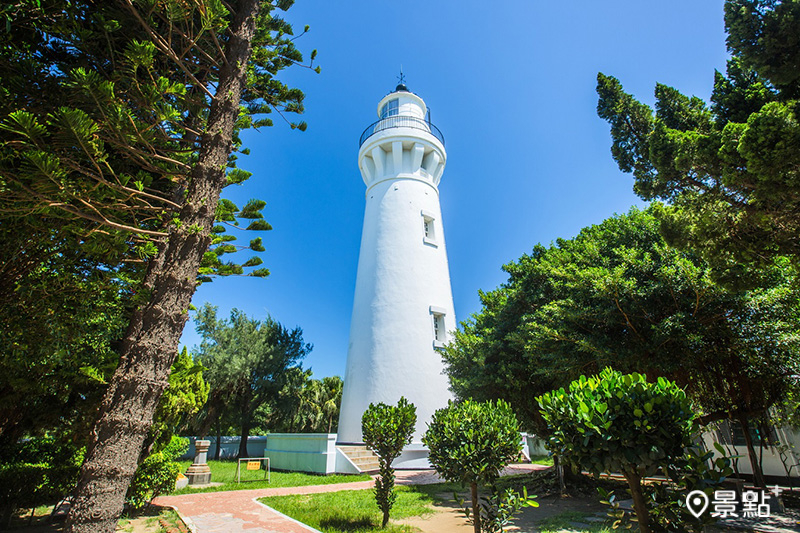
[145,347,209,456]
[194,304,311,458]
[0,230,130,447]
[442,207,799,487]
[596,0,800,284]
[422,399,522,533]
[267,372,343,433]
[361,397,416,528]
[0,437,84,529]
[539,369,696,533]
[316,376,344,433]
[300,376,344,433]
[0,0,315,528]
[125,436,188,510]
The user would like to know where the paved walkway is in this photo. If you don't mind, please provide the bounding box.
[154,464,547,533]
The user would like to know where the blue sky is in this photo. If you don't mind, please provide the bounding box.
[180,0,730,378]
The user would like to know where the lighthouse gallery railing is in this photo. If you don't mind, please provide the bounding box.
[359,115,445,147]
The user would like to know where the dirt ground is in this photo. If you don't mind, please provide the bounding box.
[8,506,170,533]
[399,494,608,533]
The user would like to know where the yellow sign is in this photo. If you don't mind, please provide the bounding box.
[246,461,260,471]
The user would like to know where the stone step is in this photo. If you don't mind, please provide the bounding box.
[337,445,381,473]
[351,457,380,466]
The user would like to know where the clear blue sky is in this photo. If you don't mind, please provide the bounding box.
[180,0,730,378]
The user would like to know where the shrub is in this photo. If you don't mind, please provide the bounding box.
[0,437,84,528]
[126,436,188,509]
[538,368,695,533]
[423,399,530,533]
[361,397,416,528]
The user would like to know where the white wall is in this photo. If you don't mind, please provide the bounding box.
[700,426,800,480]
[264,433,337,474]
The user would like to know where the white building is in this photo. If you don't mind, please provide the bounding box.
[336,82,456,468]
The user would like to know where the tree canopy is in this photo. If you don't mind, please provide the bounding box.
[442,207,800,434]
[540,369,696,533]
[0,0,317,528]
[194,304,312,458]
[596,0,800,284]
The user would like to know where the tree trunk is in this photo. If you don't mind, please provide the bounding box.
[623,470,651,533]
[214,418,222,461]
[470,482,481,533]
[238,421,251,459]
[737,414,767,488]
[65,2,262,531]
[553,455,566,496]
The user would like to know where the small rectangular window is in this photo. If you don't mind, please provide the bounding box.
[421,211,436,246]
[433,313,444,342]
[430,306,447,347]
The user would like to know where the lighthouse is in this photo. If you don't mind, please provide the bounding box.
[337,81,456,467]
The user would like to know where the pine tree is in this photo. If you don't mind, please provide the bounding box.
[0,0,315,530]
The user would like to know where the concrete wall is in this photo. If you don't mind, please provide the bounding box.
[264,433,337,474]
[182,436,267,460]
[181,434,344,475]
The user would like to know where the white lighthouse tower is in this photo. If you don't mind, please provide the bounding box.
[337,81,455,467]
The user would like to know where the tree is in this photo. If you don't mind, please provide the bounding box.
[194,304,311,458]
[0,0,317,528]
[361,397,416,528]
[441,207,799,486]
[596,0,800,284]
[539,369,696,533]
[269,367,313,433]
[422,399,522,533]
[267,372,343,433]
[145,347,209,456]
[0,228,131,447]
[316,376,344,433]
[300,376,343,433]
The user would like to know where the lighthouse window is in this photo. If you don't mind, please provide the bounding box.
[433,313,444,342]
[430,306,447,347]
[380,99,399,118]
[421,211,437,246]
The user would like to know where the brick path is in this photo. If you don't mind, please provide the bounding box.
[154,464,547,533]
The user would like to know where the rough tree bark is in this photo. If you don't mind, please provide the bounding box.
[65,1,262,530]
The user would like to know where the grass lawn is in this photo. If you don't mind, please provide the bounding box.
[172,460,371,494]
[260,482,461,533]
[529,454,555,466]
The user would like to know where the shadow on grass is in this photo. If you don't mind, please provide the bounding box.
[318,516,376,531]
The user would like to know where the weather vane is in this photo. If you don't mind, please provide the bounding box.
[397,67,406,86]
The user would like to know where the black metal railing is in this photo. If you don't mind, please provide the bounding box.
[359,115,445,147]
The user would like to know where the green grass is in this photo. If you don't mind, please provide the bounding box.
[172,460,371,494]
[537,510,612,533]
[260,482,461,533]
[530,454,555,466]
